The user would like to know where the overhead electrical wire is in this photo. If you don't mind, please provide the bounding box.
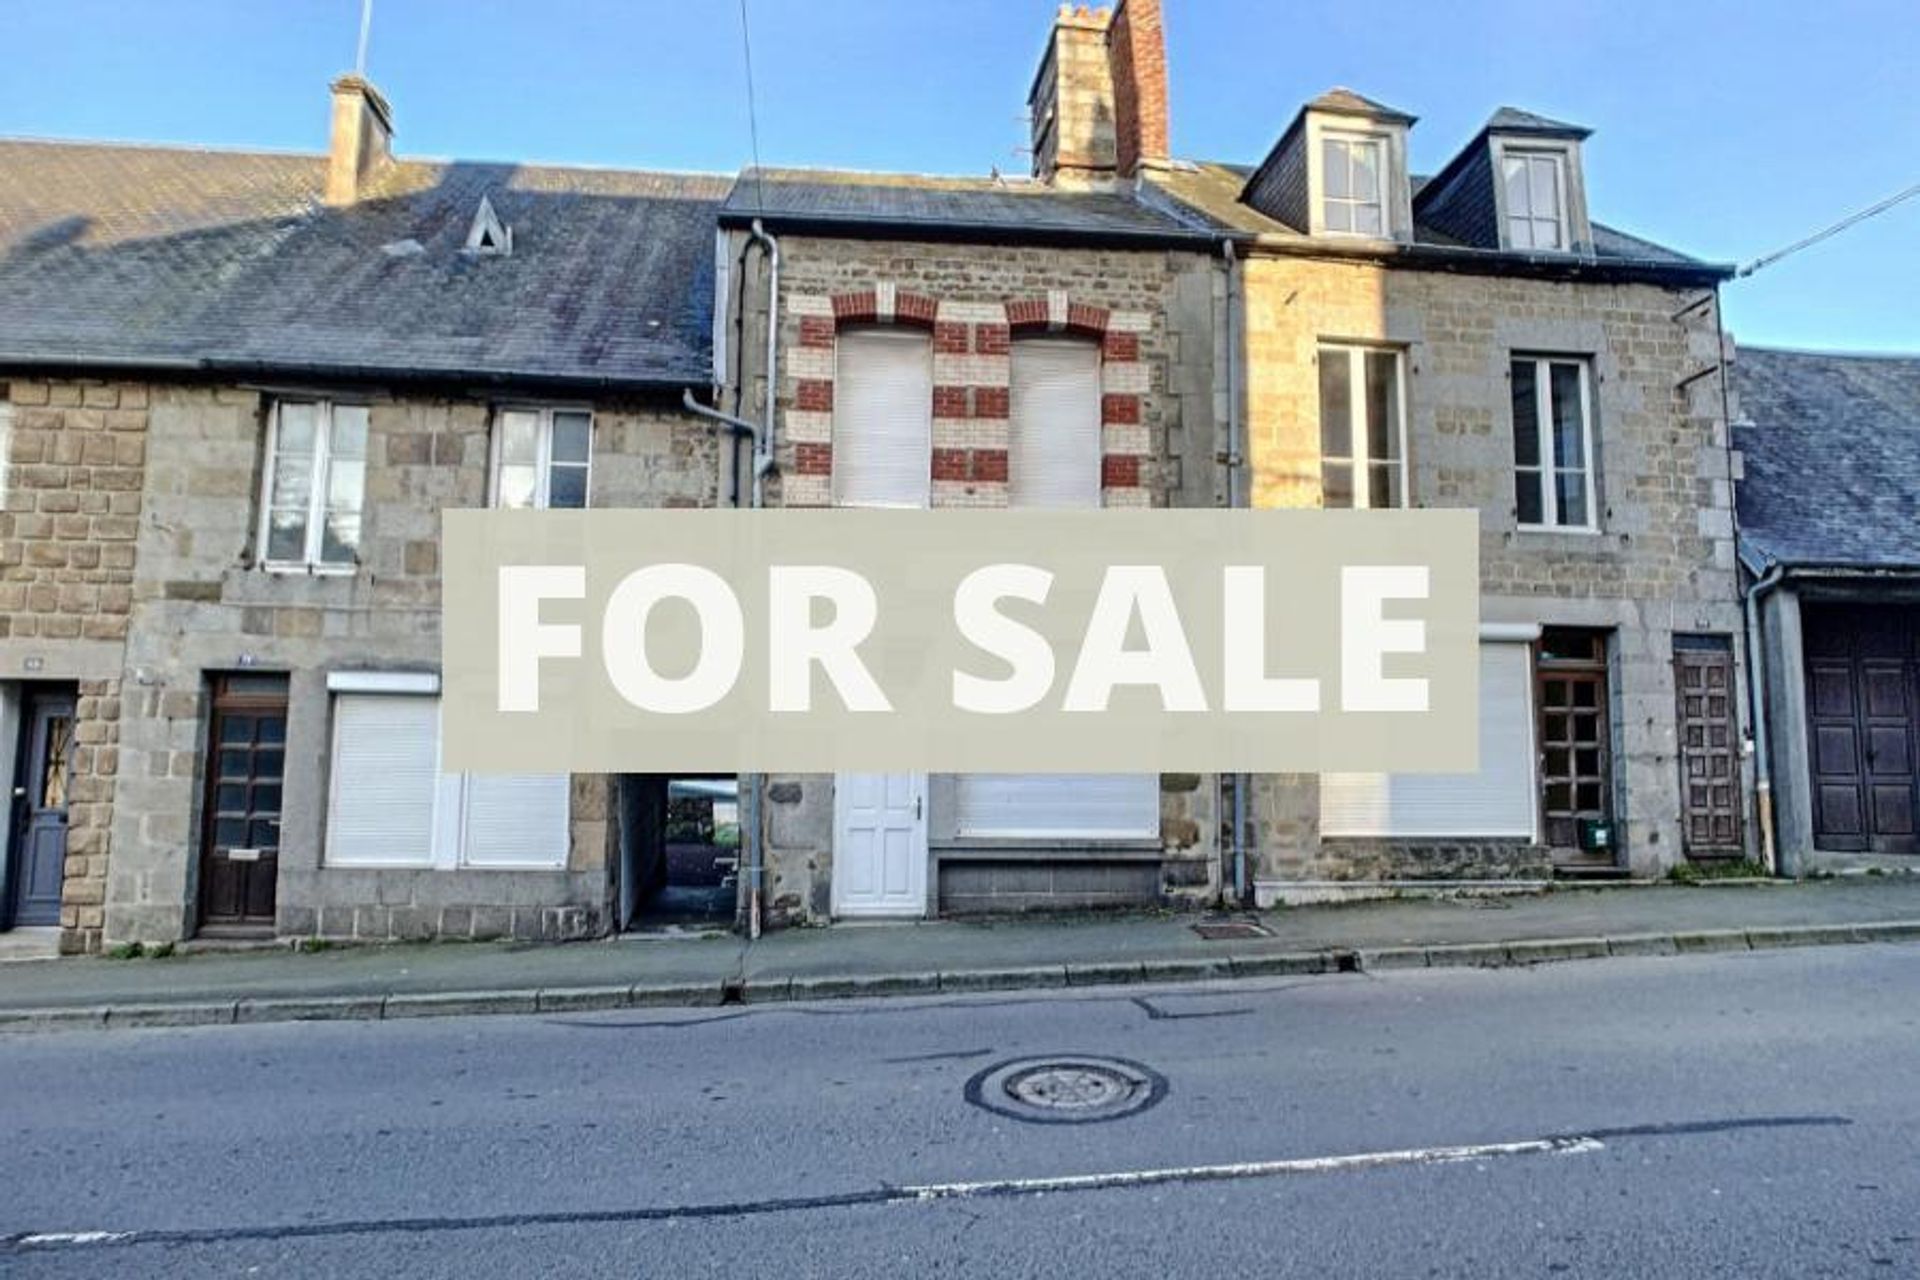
[1737,179,1920,278]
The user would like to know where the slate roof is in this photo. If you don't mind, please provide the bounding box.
[0,139,731,388]
[1484,106,1592,138]
[719,167,1219,243]
[1733,347,1920,571]
[1304,88,1417,124]
[1143,160,1714,271]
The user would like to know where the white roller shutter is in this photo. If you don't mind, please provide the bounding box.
[965,342,1147,840]
[956,774,1159,840]
[1321,643,1537,838]
[833,327,931,509]
[459,774,571,869]
[326,694,439,866]
[1010,337,1102,509]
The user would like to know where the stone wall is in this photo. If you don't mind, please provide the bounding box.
[731,233,1228,925]
[0,378,148,951]
[99,382,719,944]
[1240,257,1747,892]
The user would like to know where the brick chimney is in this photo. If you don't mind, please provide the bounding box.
[1027,0,1169,186]
[1107,0,1169,177]
[325,74,394,206]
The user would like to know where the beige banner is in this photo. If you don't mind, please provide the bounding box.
[441,509,1479,773]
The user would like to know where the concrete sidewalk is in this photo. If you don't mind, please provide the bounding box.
[4,878,1919,1030]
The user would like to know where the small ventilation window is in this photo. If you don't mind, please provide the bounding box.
[464,194,513,257]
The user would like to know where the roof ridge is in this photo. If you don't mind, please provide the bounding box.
[1741,344,1920,362]
[0,134,324,161]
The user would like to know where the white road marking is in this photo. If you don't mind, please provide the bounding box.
[902,1136,1605,1200]
[7,1135,1605,1249]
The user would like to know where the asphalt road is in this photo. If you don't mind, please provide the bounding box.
[2,944,1916,1277]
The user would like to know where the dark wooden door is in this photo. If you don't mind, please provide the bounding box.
[197,675,289,929]
[1804,606,1919,855]
[1538,629,1612,858]
[1675,638,1744,857]
[8,690,75,927]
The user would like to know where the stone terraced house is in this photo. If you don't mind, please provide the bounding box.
[1733,347,1920,876]
[0,0,1757,952]
[1141,83,1747,901]
[0,81,732,951]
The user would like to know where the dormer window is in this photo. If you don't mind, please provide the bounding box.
[1321,133,1387,236]
[1501,150,1568,251]
[1240,89,1415,242]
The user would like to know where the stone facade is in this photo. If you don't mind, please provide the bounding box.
[727,232,1231,925]
[1239,256,1748,897]
[4,375,721,949]
[0,378,147,951]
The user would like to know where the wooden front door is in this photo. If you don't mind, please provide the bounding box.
[8,688,76,927]
[197,675,289,929]
[1804,605,1919,855]
[1675,637,1744,857]
[1537,629,1613,860]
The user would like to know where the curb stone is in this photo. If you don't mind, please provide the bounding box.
[789,972,940,1000]
[1672,929,1753,953]
[383,991,537,1019]
[938,965,1067,992]
[235,996,385,1024]
[4,920,1918,1035]
[1604,933,1679,957]
[534,986,635,1014]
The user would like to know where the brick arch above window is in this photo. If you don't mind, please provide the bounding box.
[1006,295,1111,341]
[830,286,937,330]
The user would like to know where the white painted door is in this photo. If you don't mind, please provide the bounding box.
[832,773,928,918]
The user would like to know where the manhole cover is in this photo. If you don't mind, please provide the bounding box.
[964,1055,1167,1125]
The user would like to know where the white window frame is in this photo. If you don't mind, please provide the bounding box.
[1317,343,1409,510]
[1319,131,1389,238]
[488,406,594,510]
[1512,356,1598,533]
[324,685,570,871]
[0,402,13,510]
[1500,149,1570,252]
[257,398,366,574]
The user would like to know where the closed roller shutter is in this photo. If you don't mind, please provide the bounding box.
[460,774,571,869]
[956,774,1159,840]
[327,694,439,866]
[1010,337,1102,509]
[1321,642,1536,838]
[833,327,931,509]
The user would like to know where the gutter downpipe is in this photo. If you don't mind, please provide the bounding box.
[744,218,781,938]
[1710,287,1783,878]
[748,219,781,512]
[1222,237,1251,905]
[1744,560,1786,875]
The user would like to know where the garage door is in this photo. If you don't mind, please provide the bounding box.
[1803,604,1920,855]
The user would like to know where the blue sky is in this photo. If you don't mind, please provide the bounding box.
[3,0,1914,351]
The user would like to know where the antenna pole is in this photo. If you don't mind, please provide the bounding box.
[355,0,374,76]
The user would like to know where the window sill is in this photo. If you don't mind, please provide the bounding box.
[1514,524,1602,538]
[259,562,359,577]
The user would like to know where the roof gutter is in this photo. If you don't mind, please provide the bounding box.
[713,211,1219,253]
[1239,234,1736,287]
[0,351,709,397]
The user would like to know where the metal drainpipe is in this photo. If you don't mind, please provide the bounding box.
[742,218,782,938]
[1222,238,1251,905]
[748,219,781,511]
[1744,561,1786,874]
